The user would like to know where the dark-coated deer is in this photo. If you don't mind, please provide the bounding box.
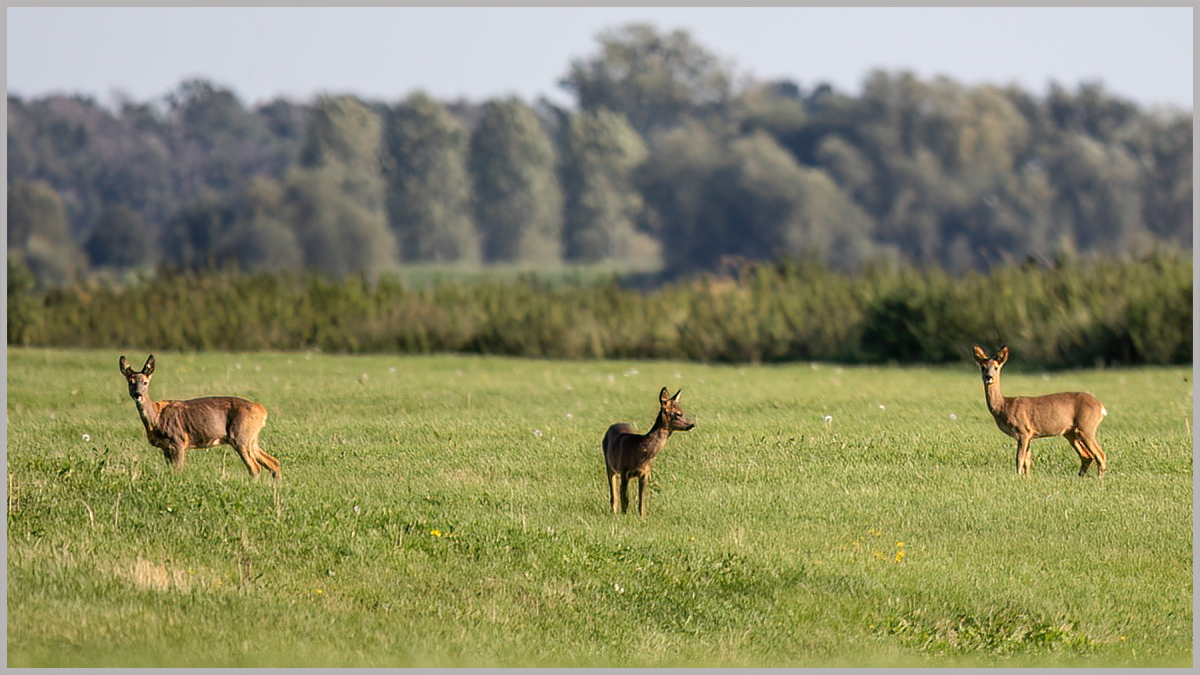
[119,354,280,479]
[602,387,695,516]
[973,345,1108,477]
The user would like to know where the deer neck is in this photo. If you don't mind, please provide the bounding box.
[983,379,1008,416]
[643,412,674,451]
[133,394,163,431]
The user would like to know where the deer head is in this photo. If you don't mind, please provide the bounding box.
[659,387,695,432]
[119,354,156,402]
[973,345,1008,386]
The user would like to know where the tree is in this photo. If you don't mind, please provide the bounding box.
[160,189,232,269]
[642,127,878,275]
[736,79,809,142]
[1123,112,1193,246]
[166,78,268,198]
[286,95,397,277]
[1044,132,1147,256]
[559,23,734,137]
[7,179,86,286]
[468,97,563,264]
[7,93,177,243]
[224,175,303,273]
[382,92,480,263]
[635,120,725,255]
[83,203,155,269]
[559,108,647,262]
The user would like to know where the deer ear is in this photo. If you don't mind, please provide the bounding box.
[143,355,155,375]
[119,356,132,376]
[671,389,682,402]
[659,387,670,404]
[972,345,989,363]
[996,346,1009,365]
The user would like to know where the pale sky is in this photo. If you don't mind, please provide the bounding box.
[6,6,1194,111]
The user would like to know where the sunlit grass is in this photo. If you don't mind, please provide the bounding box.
[6,348,1192,667]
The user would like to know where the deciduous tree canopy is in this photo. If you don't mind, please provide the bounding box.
[6,23,1192,286]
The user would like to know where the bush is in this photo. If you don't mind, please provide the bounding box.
[7,254,1191,368]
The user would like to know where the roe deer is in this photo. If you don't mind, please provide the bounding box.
[602,387,695,516]
[972,345,1107,477]
[119,355,280,479]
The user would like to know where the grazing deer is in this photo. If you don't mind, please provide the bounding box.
[603,387,695,516]
[119,355,280,479]
[972,345,1107,477]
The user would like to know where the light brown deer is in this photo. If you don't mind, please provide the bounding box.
[972,345,1107,477]
[602,387,695,516]
[119,355,280,479]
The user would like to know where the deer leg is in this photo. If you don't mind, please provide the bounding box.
[619,474,631,514]
[254,443,281,480]
[1064,430,1093,477]
[1078,429,1107,478]
[1015,435,1033,476]
[608,472,621,514]
[230,441,263,479]
[162,443,188,471]
[636,473,648,517]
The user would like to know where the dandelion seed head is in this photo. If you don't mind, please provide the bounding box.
[948,413,958,421]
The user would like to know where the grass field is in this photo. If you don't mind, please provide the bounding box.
[6,348,1192,667]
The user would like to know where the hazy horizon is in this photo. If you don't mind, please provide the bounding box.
[7,6,1193,111]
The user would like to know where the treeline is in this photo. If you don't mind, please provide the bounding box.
[9,253,1190,369]
[7,24,1193,288]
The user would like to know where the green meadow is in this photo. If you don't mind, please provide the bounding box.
[6,348,1192,667]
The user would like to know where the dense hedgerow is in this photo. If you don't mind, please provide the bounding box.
[7,253,1190,368]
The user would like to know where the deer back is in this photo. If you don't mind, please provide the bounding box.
[603,422,644,472]
[1002,391,1103,438]
[154,396,266,448]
